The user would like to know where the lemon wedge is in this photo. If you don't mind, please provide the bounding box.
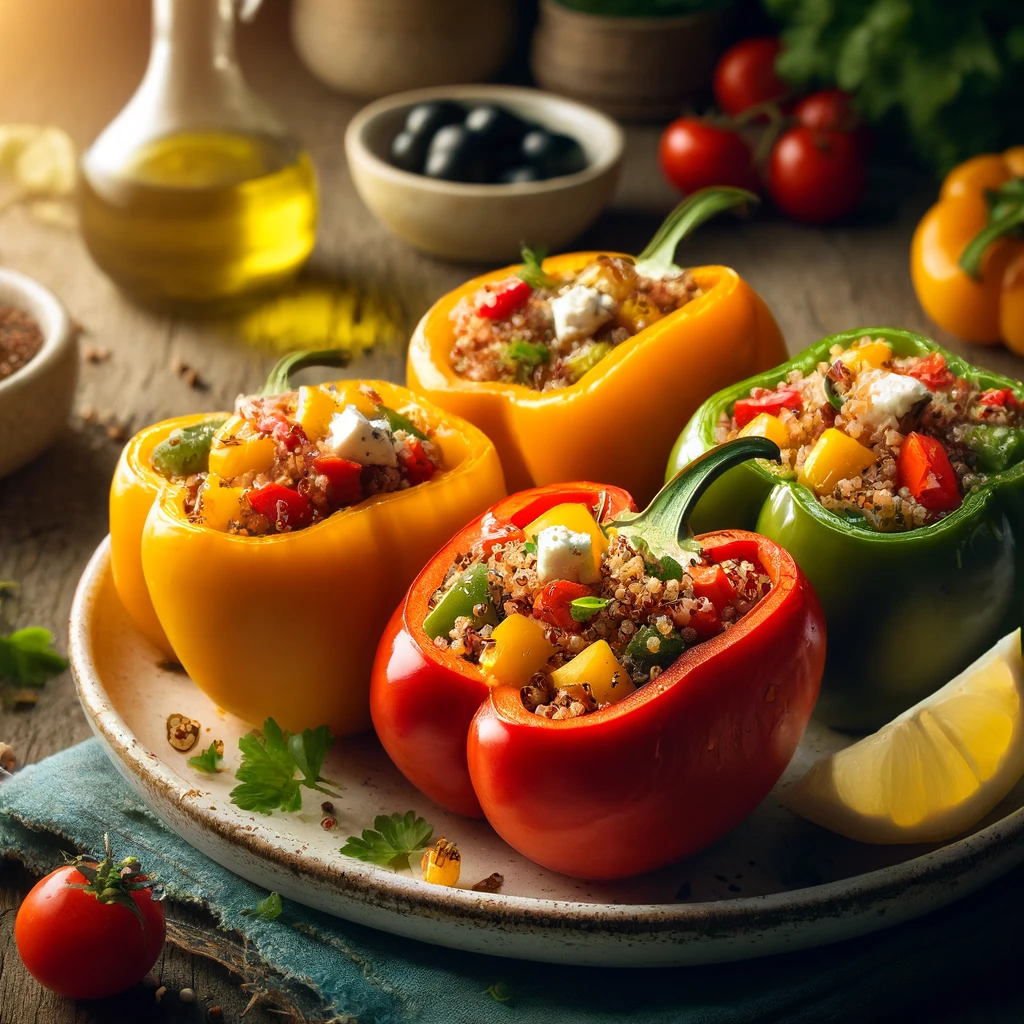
[785,629,1024,844]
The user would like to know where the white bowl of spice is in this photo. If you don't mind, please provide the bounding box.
[0,268,77,479]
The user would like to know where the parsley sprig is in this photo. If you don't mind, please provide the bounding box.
[516,244,559,291]
[241,891,283,921]
[340,811,434,870]
[229,719,340,815]
[187,740,224,775]
[569,596,611,622]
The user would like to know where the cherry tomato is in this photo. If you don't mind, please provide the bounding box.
[897,432,961,513]
[906,352,955,392]
[794,89,859,132]
[713,38,786,117]
[767,127,866,223]
[533,579,592,632]
[15,864,165,1000]
[397,437,436,484]
[733,385,802,427]
[658,118,760,195]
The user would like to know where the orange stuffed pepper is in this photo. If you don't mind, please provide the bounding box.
[911,147,1024,352]
[407,187,786,504]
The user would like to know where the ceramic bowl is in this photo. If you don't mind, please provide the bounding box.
[0,268,77,479]
[345,85,624,263]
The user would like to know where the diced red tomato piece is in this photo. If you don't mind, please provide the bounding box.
[257,414,308,451]
[478,513,525,556]
[247,483,314,531]
[733,386,802,428]
[533,580,593,633]
[397,438,436,484]
[688,602,721,640]
[687,563,737,613]
[476,279,532,320]
[897,432,961,514]
[978,388,1021,409]
[906,352,955,391]
[313,456,364,507]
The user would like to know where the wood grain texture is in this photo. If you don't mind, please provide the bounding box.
[2,1,1024,1022]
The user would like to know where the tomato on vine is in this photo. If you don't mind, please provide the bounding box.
[15,836,166,1000]
[658,118,760,195]
[713,38,787,117]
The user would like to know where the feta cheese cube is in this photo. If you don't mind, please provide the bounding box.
[549,285,615,344]
[326,405,397,467]
[536,525,599,584]
[855,370,931,428]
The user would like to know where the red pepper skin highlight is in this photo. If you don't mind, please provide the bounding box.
[370,486,826,878]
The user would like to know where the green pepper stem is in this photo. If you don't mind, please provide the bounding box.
[634,187,759,278]
[607,436,780,558]
[960,181,1024,280]
[258,349,353,397]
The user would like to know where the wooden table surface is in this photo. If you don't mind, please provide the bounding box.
[2,2,1024,1022]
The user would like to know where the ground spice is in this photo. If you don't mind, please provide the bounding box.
[0,305,43,382]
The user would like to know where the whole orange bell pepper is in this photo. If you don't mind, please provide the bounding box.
[911,147,1024,352]
[407,188,786,504]
[109,351,506,736]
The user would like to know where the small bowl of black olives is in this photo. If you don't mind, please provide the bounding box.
[345,85,623,263]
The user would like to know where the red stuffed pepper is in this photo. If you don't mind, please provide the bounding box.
[371,438,825,879]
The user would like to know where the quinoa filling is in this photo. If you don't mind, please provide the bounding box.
[427,501,770,719]
[449,253,701,391]
[154,383,441,536]
[718,337,1024,531]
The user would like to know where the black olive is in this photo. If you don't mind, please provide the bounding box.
[464,105,531,146]
[520,130,588,179]
[497,166,543,184]
[403,101,465,140]
[424,124,487,183]
[390,130,428,173]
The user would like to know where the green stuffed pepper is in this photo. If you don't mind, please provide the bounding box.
[668,327,1024,731]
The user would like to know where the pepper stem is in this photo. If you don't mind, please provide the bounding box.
[959,179,1024,280]
[606,437,780,563]
[634,187,759,278]
[258,348,353,397]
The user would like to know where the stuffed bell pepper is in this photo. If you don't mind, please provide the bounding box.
[669,328,1024,731]
[911,148,1024,352]
[406,187,786,503]
[110,350,506,736]
[370,438,825,879]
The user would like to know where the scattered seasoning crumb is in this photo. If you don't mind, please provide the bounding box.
[208,1007,223,1021]
[421,837,461,887]
[320,816,337,830]
[320,801,334,814]
[0,305,43,382]
[174,358,206,390]
[166,713,201,751]
[106,422,128,442]
[178,987,196,1003]
[0,742,15,773]
[157,659,187,673]
[154,985,167,1003]
[83,345,111,364]
[471,872,504,893]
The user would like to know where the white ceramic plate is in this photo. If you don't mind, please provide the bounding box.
[71,538,1024,967]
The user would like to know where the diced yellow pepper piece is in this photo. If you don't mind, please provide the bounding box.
[523,503,608,562]
[199,473,246,531]
[208,417,277,479]
[549,639,635,706]
[799,428,877,496]
[615,295,664,334]
[738,412,789,449]
[480,613,556,687]
[421,837,461,887]
[295,385,342,440]
[841,340,892,373]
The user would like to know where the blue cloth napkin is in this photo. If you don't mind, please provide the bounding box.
[1,739,1019,1023]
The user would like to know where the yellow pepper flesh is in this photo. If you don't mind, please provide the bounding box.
[480,613,556,688]
[549,639,635,706]
[407,254,786,503]
[799,428,877,496]
[207,418,277,478]
[119,381,504,737]
[840,340,891,373]
[738,412,789,449]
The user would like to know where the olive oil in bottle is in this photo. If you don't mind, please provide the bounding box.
[79,0,318,309]
[79,132,317,307]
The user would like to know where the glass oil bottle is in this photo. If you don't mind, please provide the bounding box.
[78,0,317,309]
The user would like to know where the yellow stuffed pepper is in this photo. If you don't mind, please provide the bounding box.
[110,350,506,736]
[407,187,786,503]
[911,147,1024,352]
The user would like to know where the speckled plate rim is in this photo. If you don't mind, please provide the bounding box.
[70,537,1024,966]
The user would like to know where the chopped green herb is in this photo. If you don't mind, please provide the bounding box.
[516,244,559,291]
[648,554,684,583]
[485,981,514,1003]
[377,404,428,441]
[241,891,283,921]
[340,811,434,870]
[626,625,686,668]
[151,417,227,479]
[570,596,612,622]
[229,719,340,815]
[0,627,68,687]
[501,340,551,384]
[564,341,614,384]
[187,740,224,775]
[522,535,538,556]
